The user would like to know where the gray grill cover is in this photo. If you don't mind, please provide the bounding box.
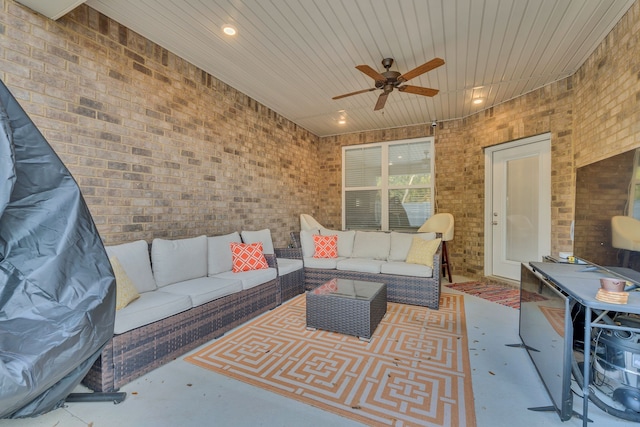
[0,80,115,418]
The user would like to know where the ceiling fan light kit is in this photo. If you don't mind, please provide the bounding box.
[333,57,444,111]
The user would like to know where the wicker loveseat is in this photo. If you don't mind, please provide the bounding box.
[82,231,302,392]
[293,229,443,309]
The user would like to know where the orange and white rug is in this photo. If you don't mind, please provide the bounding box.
[185,292,475,427]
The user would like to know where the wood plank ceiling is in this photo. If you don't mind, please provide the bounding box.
[47,1,638,136]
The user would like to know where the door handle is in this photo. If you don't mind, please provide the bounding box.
[492,221,498,225]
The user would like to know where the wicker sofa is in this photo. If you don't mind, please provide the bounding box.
[82,231,302,392]
[294,229,443,309]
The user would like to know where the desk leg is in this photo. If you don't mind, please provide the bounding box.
[582,307,592,427]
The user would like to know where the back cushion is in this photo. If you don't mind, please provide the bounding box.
[320,229,356,257]
[207,232,242,275]
[105,240,157,293]
[300,229,319,258]
[351,231,391,260]
[151,235,208,287]
[241,229,274,255]
[388,232,437,262]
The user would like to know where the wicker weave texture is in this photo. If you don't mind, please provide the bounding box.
[279,268,304,302]
[292,231,442,309]
[304,244,442,309]
[274,247,305,303]
[306,282,387,339]
[82,278,278,392]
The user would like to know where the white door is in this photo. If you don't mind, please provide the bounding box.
[485,134,551,280]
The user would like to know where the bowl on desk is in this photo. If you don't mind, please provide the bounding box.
[600,277,626,292]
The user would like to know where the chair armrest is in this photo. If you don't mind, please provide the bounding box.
[275,247,302,260]
[290,232,301,248]
[264,253,277,268]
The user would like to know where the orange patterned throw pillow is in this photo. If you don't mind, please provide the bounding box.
[313,234,338,258]
[230,242,269,272]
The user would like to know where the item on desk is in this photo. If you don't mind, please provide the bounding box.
[600,277,626,292]
[595,288,629,304]
[559,251,572,259]
[567,255,576,263]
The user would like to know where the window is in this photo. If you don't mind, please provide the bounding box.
[342,137,434,231]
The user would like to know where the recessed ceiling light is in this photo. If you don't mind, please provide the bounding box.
[473,98,484,105]
[222,24,237,36]
[337,110,347,125]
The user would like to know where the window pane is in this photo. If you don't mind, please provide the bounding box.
[345,146,382,188]
[388,142,431,186]
[345,190,381,229]
[389,188,432,229]
[342,138,433,231]
[506,156,539,263]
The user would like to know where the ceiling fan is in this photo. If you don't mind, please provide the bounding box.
[333,57,444,111]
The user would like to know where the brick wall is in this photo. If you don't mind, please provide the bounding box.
[0,1,319,247]
[2,0,639,279]
[319,80,574,280]
[319,2,640,280]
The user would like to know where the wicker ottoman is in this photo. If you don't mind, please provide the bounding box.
[306,278,387,340]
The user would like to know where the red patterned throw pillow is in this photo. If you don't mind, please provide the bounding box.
[312,234,338,258]
[230,242,269,272]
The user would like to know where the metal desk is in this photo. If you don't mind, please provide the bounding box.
[530,262,640,426]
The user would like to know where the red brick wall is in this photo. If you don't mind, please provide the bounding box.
[318,2,640,280]
[2,0,640,281]
[0,1,320,247]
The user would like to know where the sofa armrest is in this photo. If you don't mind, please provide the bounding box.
[290,231,301,248]
[275,247,302,260]
[264,253,277,268]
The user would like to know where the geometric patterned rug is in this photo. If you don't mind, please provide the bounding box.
[445,281,522,309]
[185,292,476,427]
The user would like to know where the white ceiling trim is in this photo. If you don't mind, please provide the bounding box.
[16,0,86,20]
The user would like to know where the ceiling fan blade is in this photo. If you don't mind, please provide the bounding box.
[398,85,439,97]
[374,91,389,111]
[332,87,376,100]
[398,58,445,82]
[356,64,386,81]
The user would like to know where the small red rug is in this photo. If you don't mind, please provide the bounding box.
[445,281,522,309]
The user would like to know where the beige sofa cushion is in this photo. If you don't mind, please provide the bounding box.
[351,231,391,260]
[381,261,434,278]
[241,229,275,254]
[277,258,303,275]
[320,229,356,257]
[300,229,319,258]
[214,268,277,290]
[113,291,191,334]
[151,235,208,287]
[207,232,242,275]
[160,276,242,307]
[303,256,344,269]
[105,240,157,293]
[336,258,384,274]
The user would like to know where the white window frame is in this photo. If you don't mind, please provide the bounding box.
[341,136,435,231]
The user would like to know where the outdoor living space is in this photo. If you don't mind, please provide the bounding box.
[2,0,640,426]
[0,275,634,427]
